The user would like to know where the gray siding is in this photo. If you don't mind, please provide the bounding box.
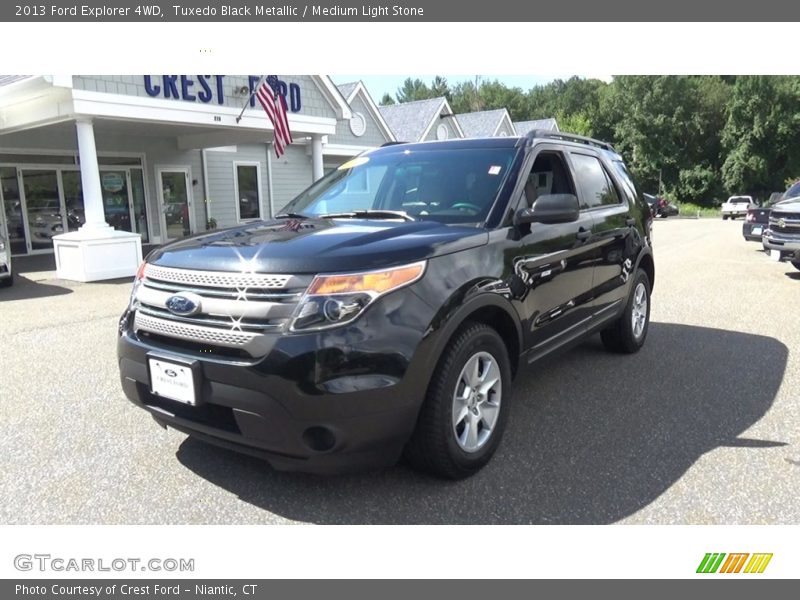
[496,121,515,136]
[423,115,461,142]
[205,144,271,227]
[271,145,313,211]
[329,93,390,148]
[72,75,337,119]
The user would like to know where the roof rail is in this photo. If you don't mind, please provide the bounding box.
[380,141,407,147]
[526,130,616,152]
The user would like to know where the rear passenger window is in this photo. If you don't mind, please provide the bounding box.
[571,153,621,208]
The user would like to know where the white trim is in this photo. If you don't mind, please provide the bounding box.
[266,144,275,219]
[310,75,352,120]
[314,143,374,158]
[419,98,466,142]
[155,165,195,241]
[342,82,396,142]
[232,161,263,223]
[491,110,515,137]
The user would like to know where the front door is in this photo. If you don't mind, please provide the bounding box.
[510,146,599,358]
[157,168,193,240]
[1,167,26,255]
[20,169,66,253]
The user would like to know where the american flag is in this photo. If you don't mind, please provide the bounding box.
[256,79,293,158]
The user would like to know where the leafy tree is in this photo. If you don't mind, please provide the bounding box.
[380,93,395,106]
[395,78,433,103]
[721,76,800,200]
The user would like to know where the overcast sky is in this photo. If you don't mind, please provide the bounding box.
[332,74,613,101]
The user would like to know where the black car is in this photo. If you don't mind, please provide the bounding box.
[743,197,792,242]
[763,197,800,269]
[117,132,654,478]
[644,193,678,218]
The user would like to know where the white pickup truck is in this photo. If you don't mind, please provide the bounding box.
[721,195,756,220]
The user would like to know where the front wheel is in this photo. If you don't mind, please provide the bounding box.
[0,275,12,288]
[722,215,728,220]
[404,322,512,479]
[601,270,651,354]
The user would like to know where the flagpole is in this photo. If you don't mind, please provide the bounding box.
[236,75,266,123]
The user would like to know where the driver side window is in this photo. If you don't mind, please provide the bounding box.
[523,151,576,207]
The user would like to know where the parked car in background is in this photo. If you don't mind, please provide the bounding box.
[763,198,800,269]
[644,193,678,218]
[0,232,12,287]
[721,195,757,220]
[743,197,791,242]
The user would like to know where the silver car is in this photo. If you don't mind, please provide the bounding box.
[0,233,12,287]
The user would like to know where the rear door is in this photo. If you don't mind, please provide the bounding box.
[567,150,637,321]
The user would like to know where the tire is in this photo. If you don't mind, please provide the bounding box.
[722,215,728,220]
[601,270,651,354]
[0,274,12,288]
[404,322,512,479]
[792,261,800,271]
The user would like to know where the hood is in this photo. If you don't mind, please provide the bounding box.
[147,218,489,273]
[771,199,800,214]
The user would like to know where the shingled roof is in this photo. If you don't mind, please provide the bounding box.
[378,97,462,142]
[456,109,514,138]
[513,118,560,135]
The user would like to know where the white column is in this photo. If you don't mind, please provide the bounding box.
[311,134,324,182]
[75,118,111,231]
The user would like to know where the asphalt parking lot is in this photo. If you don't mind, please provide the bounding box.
[1,218,798,524]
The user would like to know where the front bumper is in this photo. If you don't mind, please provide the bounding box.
[117,289,436,474]
[762,230,800,258]
[0,251,10,279]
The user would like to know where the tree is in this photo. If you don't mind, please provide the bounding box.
[380,93,395,106]
[395,78,433,103]
[721,76,800,200]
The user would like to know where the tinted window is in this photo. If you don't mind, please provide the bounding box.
[571,153,621,208]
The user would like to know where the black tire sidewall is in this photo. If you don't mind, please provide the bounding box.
[624,270,651,349]
[435,325,512,473]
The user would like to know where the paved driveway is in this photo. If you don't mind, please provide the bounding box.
[1,219,798,524]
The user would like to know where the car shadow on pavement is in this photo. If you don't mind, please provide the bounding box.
[0,275,73,302]
[175,322,788,524]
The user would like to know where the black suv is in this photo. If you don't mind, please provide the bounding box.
[118,132,654,479]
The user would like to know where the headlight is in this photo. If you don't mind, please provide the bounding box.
[289,261,426,331]
[128,261,147,310]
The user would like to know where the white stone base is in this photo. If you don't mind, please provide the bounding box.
[53,228,143,282]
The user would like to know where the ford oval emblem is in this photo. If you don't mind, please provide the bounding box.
[165,292,202,316]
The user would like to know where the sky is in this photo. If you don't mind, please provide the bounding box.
[332,74,612,102]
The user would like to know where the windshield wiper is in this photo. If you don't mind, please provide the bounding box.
[318,210,415,221]
[274,212,309,219]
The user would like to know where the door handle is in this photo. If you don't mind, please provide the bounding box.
[576,228,591,241]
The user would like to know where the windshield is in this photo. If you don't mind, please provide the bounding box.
[783,181,800,200]
[278,147,517,224]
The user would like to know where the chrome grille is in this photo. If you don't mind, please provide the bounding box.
[144,264,292,289]
[133,264,309,357]
[769,213,800,232]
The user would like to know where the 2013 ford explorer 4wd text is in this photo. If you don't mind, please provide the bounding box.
[117,131,655,478]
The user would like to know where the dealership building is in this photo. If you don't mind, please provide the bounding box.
[0,75,555,282]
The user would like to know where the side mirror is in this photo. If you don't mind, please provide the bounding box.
[515,193,580,225]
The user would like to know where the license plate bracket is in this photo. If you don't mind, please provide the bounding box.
[147,353,201,405]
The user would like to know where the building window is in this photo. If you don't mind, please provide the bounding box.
[349,112,367,137]
[234,163,261,221]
